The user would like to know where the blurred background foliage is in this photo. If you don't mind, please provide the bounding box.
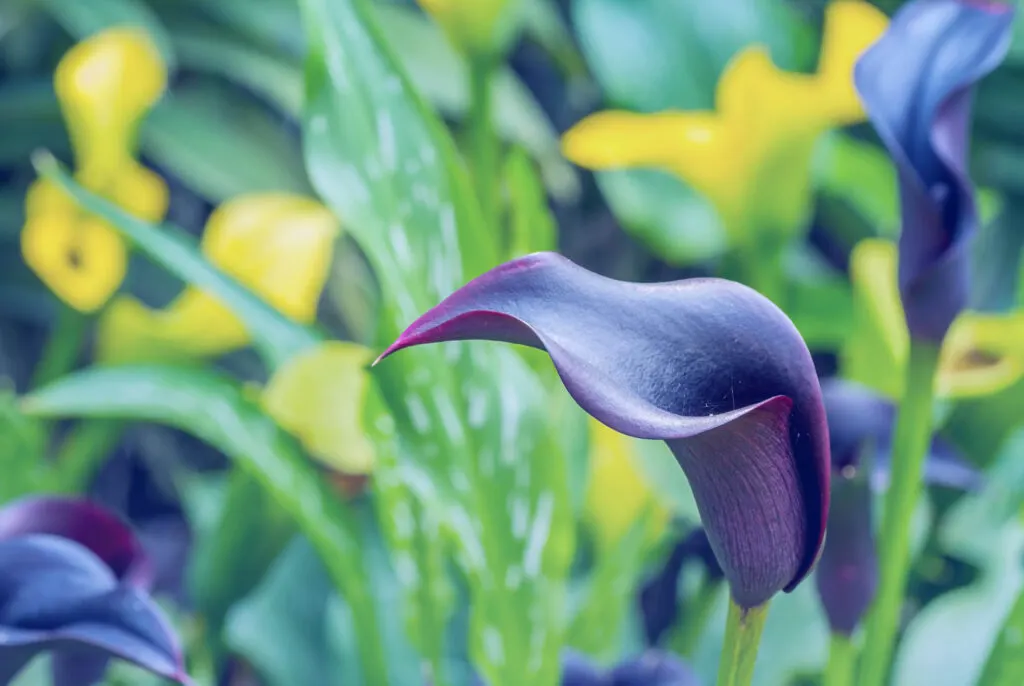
[3,0,1024,685]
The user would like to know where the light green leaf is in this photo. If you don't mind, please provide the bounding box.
[979,583,1024,686]
[505,147,556,258]
[142,86,313,203]
[33,152,317,370]
[39,0,177,68]
[22,364,389,684]
[813,133,900,239]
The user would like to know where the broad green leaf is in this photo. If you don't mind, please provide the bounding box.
[979,584,1024,686]
[21,364,389,684]
[300,1,574,684]
[33,152,317,370]
[0,388,48,501]
[142,86,313,203]
[0,80,68,165]
[813,133,899,239]
[39,0,177,68]
[168,22,303,116]
[187,468,295,636]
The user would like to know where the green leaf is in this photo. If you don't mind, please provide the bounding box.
[979,584,1024,686]
[21,363,389,684]
[33,152,317,370]
[142,86,313,203]
[39,0,177,68]
[0,80,68,165]
[299,2,575,684]
[813,133,900,239]
[187,468,295,637]
[504,147,556,258]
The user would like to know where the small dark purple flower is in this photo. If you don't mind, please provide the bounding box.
[853,0,1014,342]
[0,496,190,686]
[815,379,983,634]
[376,252,830,609]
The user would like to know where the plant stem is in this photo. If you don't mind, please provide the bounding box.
[824,633,856,686]
[716,599,770,686]
[468,56,499,231]
[856,341,941,686]
[31,303,88,389]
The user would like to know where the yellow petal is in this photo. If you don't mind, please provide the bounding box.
[416,0,516,55]
[96,193,339,363]
[937,312,1024,398]
[201,194,340,324]
[108,163,170,223]
[55,28,167,178]
[21,183,127,313]
[583,419,668,553]
[815,0,890,123]
[261,342,377,475]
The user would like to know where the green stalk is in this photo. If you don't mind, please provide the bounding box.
[31,303,88,390]
[468,55,500,231]
[54,419,126,493]
[824,633,856,686]
[716,599,770,686]
[856,341,941,686]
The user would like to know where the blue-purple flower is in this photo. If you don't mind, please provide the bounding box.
[376,251,830,609]
[853,0,1014,342]
[814,379,982,634]
[0,496,190,685]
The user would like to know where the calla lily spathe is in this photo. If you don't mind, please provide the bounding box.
[97,193,339,364]
[853,0,1015,343]
[844,238,1024,400]
[21,28,168,313]
[561,0,887,245]
[584,419,669,554]
[376,251,830,609]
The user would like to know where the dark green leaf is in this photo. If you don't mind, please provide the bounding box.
[39,0,177,68]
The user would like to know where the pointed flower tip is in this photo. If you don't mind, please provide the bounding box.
[854,0,1014,341]
[385,251,830,608]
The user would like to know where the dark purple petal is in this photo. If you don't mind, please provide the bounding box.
[561,650,607,686]
[821,378,982,492]
[639,528,722,645]
[0,535,190,685]
[376,252,830,608]
[0,497,152,587]
[854,0,1014,341]
[609,651,701,686]
[814,468,877,636]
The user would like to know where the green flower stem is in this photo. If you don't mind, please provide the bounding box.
[31,303,88,390]
[856,341,941,686]
[669,578,725,657]
[468,55,500,231]
[716,599,770,686]
[824,633,856,686]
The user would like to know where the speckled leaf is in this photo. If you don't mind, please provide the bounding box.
[299,1,575,684]
[20,364,388,684]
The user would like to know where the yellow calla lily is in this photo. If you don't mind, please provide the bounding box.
[842,238,1024,399]
[562,0,888,244]
[416,0,519,56]
[261,342,377,475]
[96,194,340,364]
[21,28,168,312]
[584,419,669,554]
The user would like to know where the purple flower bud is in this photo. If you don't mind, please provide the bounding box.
[854,0,1014,342]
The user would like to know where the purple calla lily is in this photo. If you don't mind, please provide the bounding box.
[376,251,830,609]
[853,0,1014,342]
[0,497,189,686]
[814,379,982,634]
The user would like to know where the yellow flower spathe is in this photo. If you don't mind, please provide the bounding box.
[416,0,518,56]
[584,419,669,553]
[843,238,1024,399]
[261,342,377,475]
[21,27,168,312]
[97,193,340,364]
[561,1,888,244]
